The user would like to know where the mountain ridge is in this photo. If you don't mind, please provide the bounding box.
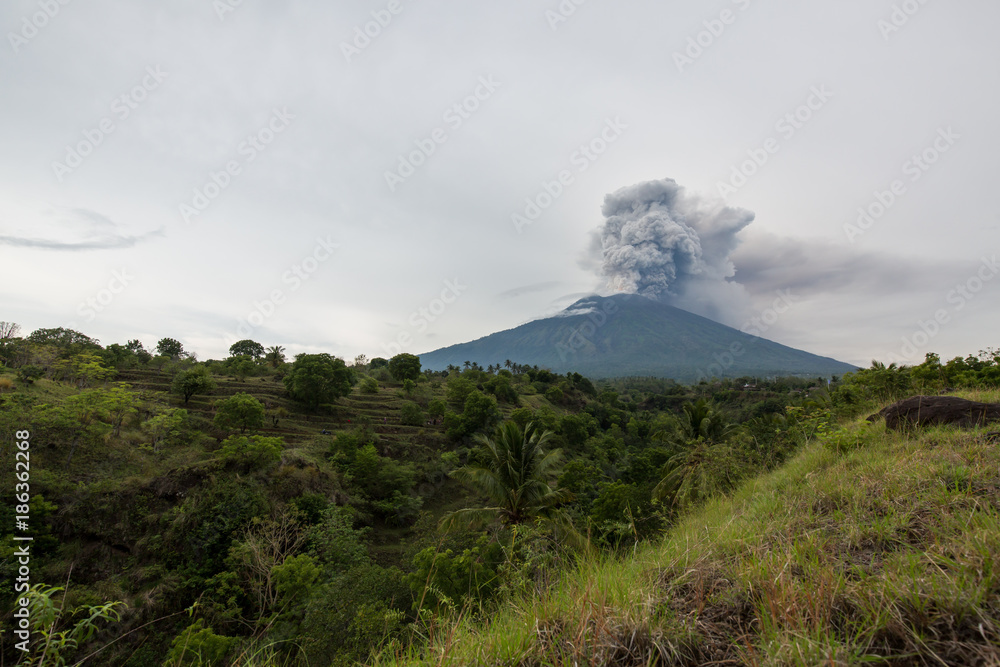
[419,293,856,380]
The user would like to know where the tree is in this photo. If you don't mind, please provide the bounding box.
[229,339,265,360]
[388,353,421,382]
[370,357,388,369]
[440,421,574,531]
[283,353,356,411]
[125,339,152,364]
[0,321,20,339]
[27,327,100,357]
[171,366,216,404]
[223,354,256,381]
[156,337,185,359]
[143,408,187,452]
[678,399,734,443]
[214,392,265,433]
[265,345,286,368]
[652,440,735,509]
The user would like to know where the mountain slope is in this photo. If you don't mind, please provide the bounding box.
[419,294,855,380]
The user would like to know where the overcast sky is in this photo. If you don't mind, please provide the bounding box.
[2,0,998,369]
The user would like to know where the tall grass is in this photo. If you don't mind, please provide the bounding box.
[380,392,1000,666]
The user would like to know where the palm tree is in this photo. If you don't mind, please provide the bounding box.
[680,398,735,442]
[265,346,286,368]
[440,421,576,533]
[652,440,734,508]
[652,399,737,509]
[504,359,513,371]
[463,360,472,370]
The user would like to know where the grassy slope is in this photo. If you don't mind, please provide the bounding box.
[386,390,1000,666]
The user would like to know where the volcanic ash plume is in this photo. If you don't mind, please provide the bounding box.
[599,178,755,323]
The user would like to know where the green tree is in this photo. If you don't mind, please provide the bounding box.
[400,401,423,426]
[652,440,736,509]
[223,354,256,381]
[156,337,185,359]
[171,365,216,404]
[229,339,265,360]
[388,353,421,382]
[27,327,100,357]
[142,408,187,452]
[283,353,356,411]
[460,390,501,435]
[125,339,152,364]
[68,352,115,387]
[265,345,286,368]
[440,421,575,532]
[214,392,266,433]
[219,434,284,470]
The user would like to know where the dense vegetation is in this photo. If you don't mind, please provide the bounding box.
[1,321,998,665]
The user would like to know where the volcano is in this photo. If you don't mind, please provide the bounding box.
[418,294,856,381]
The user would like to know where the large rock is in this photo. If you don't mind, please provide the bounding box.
[870,395,1000,430]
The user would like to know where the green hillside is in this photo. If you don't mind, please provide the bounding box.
[419,294,857,381]
[0,328,997,666]
[382,389,1000,666]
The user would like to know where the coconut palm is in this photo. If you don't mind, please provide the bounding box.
[440,421,575,533]
[652,399,737,508]
[265,345,286,368]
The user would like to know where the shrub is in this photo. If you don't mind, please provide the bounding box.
[220,435,283,470]
[400,401,424,426]
[213,392,265,433]
[359,376,379,394]
[164,620,235,666]
[17,365,43,384]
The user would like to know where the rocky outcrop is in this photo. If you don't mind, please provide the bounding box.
[870,396,1000,430]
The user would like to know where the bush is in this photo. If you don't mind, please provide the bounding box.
[220,435,284,471]
[164,620,235,666]
[213,392,265,433]
[400,401,424,426]
[359,376,379,394]
[17,365,43,384]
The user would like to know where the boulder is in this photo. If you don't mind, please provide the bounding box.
[870,395,1000,430]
